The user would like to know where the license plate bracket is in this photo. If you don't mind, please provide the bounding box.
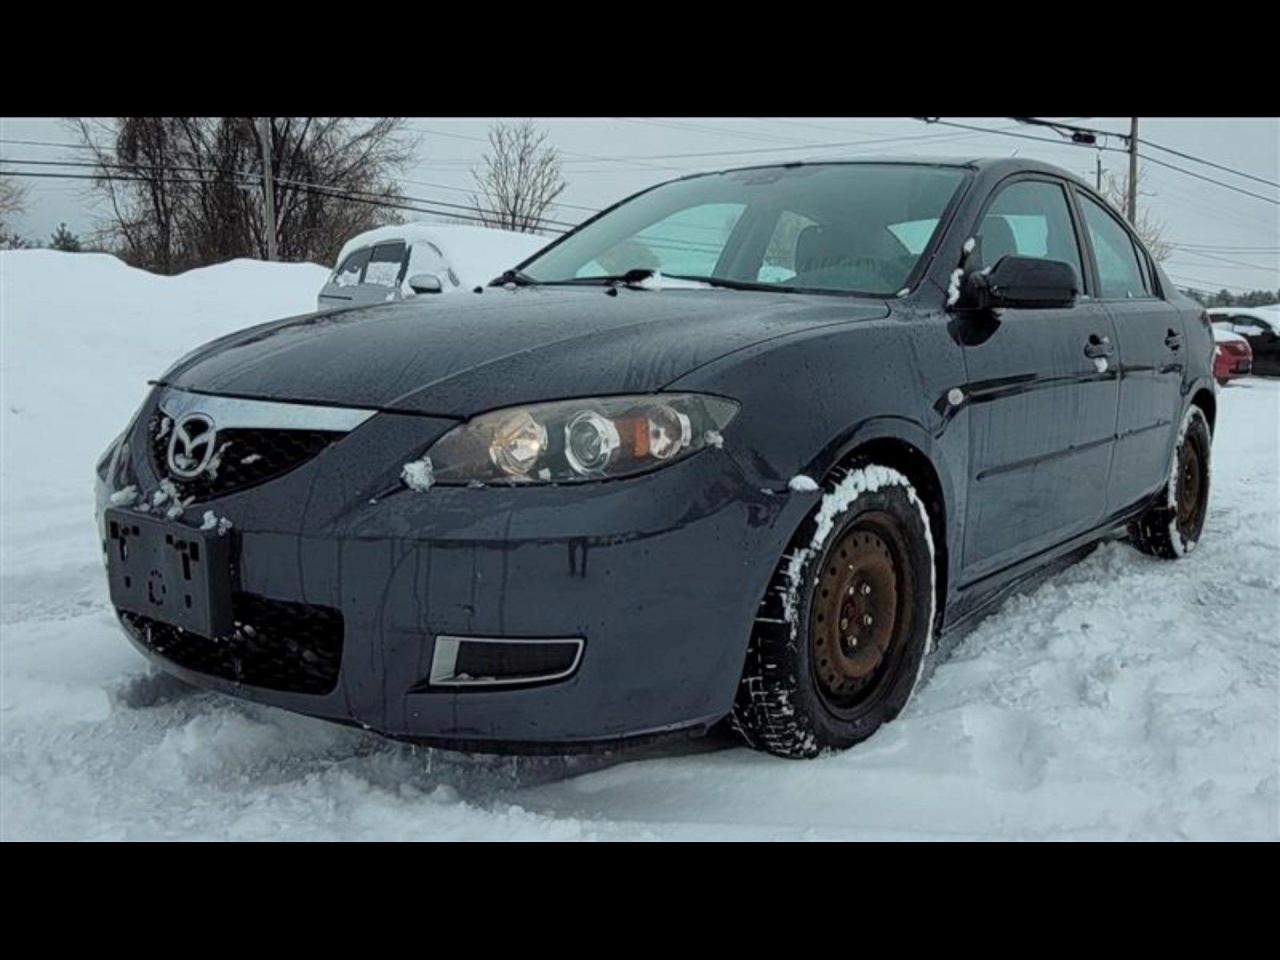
[105,507,234,638]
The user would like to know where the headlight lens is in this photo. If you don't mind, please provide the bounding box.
[425,393,737,484]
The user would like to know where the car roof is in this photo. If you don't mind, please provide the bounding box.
[690,155,1089,186]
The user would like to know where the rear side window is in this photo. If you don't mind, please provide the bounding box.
[976,180,1085,287]
[1078,194,1151,299]
[364,242,408,287]
[332,247,371,288]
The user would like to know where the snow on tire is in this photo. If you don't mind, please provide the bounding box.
[1130,404,1212,560]
[731,463,936,758]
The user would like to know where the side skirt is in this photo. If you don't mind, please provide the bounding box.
[927,497,1156,674]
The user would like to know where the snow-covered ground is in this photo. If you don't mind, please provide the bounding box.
[2,251,1277,840]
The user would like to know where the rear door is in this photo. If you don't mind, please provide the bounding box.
[959,176,1120,583]
[317,247,372,310]
[1072,189,1185,514]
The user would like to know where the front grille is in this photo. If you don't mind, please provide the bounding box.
[121,593,344,695]
[149,415,343,501]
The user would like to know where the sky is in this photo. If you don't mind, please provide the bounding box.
[2,116,1277,294]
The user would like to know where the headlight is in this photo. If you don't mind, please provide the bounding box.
[423,393,737,484]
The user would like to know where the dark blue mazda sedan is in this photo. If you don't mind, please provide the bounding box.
[95,158,1216,757]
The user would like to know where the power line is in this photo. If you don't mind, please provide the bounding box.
[924,118,1279,207]
[1013,117,1280,191]
[1167,272,1272,294]
[1137,151,1278,206]
[1167,247,1279,271]
[1169,241,1280,252]
[549,126,1030,164]
[918,117,1118,151]
[0,137,96,151]
[1138,136,1279,189]
[0,167,572,234]
[399,175,601,214]
[1144,167,1280,232]
[408,124,693,174]
[616,117,813,146]
[0,156,586,230]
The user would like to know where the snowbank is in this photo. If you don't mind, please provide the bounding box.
[0,251,329,575]
[1,249,1277,839]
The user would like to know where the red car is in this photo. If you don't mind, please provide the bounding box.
[1213,326,1253,385]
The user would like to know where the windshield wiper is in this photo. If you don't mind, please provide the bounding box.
[667,274,801,293]
[490,268,540,287]
[543,267,660,288]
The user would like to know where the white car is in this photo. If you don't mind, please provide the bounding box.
[317,223,549,311]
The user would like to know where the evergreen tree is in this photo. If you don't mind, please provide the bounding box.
[49,222,82,252]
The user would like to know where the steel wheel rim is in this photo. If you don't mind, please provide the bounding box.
[1176,435,1206,535]
[810,511,913,712]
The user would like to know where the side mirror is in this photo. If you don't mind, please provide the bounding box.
[961,256,1078,310]
[407,273,443,295]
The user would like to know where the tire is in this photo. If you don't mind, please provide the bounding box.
[1129,405,1211,559]
[731,463,936,758]
[1216,377,1230,387]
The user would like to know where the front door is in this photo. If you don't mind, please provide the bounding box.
[957,177,1120,584]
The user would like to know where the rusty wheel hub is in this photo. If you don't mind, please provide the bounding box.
[812,524,900,700]
[1176,441,1202,529]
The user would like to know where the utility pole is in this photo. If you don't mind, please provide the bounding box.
[1127,116,1139,223]
[1096,153,1103,190]
[257,117,277,263]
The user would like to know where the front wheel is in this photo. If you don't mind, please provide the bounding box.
[731,464,936,758]
[1129,405,1211,559]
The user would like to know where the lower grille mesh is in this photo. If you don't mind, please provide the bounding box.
[121,593,343,695]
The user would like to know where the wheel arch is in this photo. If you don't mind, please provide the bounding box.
[813,418,956,632]
[1190,384,1216,434]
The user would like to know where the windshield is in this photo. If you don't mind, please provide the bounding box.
[522,163,969,295]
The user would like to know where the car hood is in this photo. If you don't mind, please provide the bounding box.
[162,286,890,417]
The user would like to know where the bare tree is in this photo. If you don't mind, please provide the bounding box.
[0,173,26,221]
[1100,169,1171,262]
[69,117,416,273]
[0,173,28,247]
[470,120,566,233]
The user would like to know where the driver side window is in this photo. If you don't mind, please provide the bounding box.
[976,180,1085,290]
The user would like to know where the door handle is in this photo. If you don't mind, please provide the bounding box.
[1164,329,1183,350]
[1083,334,1114,359]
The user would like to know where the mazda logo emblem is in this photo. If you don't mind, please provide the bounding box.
[167,412,218,479]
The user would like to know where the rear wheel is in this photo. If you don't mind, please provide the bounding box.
[1130,405,1211,559]
[731,464,936,758]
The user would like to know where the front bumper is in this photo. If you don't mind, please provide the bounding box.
[96,391,810,748]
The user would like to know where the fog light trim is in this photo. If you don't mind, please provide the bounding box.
[428,636,584,688]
